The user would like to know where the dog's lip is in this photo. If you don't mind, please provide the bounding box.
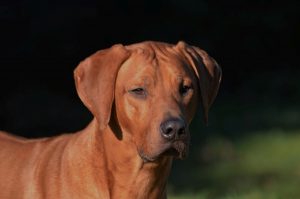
[162,147,180,157]
[166,140,189,159]
[138,139,189,163]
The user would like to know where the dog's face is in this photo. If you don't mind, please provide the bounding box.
[74,41,221,162]
[114,44,199,161]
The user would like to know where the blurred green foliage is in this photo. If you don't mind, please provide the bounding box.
[169,130,300,199]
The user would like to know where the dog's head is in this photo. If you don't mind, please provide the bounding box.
[74,41,221,162]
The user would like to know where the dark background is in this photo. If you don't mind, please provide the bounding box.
[0,0,299,196]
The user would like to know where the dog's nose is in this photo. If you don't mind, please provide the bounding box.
[160,119,186,140]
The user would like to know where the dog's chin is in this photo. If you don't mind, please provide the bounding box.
[138,141,189,163]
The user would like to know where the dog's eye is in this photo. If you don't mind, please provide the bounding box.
[180,85,193,96]
[129,87,146,97]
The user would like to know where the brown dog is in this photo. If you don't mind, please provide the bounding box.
[0,41,221,199]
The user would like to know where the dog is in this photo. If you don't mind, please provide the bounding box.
[0,41,221,199]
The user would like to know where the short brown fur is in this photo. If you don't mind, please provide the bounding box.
[0,41,221,199]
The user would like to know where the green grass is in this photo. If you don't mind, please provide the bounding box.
[169,129,300,199]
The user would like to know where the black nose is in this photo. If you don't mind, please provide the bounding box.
[160,119,186,140]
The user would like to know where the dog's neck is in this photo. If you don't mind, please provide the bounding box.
[68,119,172,199]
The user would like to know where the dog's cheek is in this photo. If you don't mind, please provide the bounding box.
[117,96,144,135]
[114,95,132,134]
[117,95,158,156]
[132,108,155,154]
[123,98,138,122]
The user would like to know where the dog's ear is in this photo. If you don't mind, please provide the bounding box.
[176,41,222,124]
[74,44,130,130]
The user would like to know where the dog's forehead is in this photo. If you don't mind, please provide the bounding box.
[124,41,190,74]
[126,41,173,51]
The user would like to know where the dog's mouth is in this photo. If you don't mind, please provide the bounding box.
[165,140,189,159]
[138,140,189,163]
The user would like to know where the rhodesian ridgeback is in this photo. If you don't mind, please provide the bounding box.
[0,41,221,199]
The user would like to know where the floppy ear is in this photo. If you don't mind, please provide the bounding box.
[176,41,222,124]
[74,44,130,130]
